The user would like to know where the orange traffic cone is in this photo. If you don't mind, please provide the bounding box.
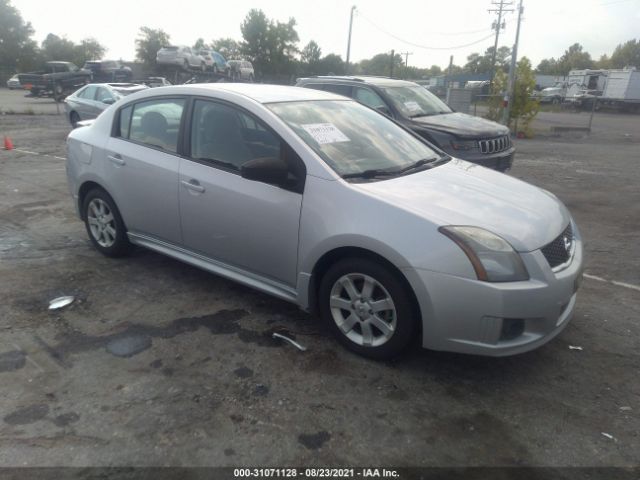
[3,136,13,150]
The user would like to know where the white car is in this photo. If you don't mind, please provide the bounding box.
[6,74,21,90]
[156,46,206,72]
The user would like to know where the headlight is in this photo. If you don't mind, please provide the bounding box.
[450,139,477,151]
[439,226,529,282]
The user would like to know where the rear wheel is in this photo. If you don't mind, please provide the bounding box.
[82,188,132,257]
[69,111,80,128]
[319,258,417,359]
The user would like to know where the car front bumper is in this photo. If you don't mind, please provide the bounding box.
[402,227,584,356]
[453,147,515,172]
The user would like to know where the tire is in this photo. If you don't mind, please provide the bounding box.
[551,97,560,105]
[82,188,132,257]
[318,258,417,359]
[201,62,206,72]
[69,111,80,128]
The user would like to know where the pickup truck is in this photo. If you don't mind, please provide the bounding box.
[18,62,92,101]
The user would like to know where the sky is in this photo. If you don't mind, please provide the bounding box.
[10,0,640,69]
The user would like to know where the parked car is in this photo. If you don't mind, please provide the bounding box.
[210,51,230,76]
[18,61,92,100]
[64,83,148,128]
[197,49,215,71]
[83,60,133,82]
[228,60,255,81]
[142,77,173,88]
[66,84,583,359]
[6,74,21,89]
[156,46,206,72]
[296,76,514,172]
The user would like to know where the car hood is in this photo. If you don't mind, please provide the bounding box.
[409,112,509,138]
[354,159,570,252]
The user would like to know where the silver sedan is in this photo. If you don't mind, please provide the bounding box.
[65,84,584,359]
[64,83,148,128]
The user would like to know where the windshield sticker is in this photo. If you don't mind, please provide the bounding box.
[404,101,422,112]
[301,123,350,145]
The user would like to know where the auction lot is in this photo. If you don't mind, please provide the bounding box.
[0,97,639,467]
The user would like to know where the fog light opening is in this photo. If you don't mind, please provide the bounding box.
[500,318,525,341]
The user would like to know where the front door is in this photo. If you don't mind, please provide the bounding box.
[178,99,304,286]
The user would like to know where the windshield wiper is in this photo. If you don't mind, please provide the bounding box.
[341,168,398,180]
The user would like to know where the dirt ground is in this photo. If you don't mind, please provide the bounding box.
[0,111,638,468]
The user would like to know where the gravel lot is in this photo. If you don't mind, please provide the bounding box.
[0,109,638,468]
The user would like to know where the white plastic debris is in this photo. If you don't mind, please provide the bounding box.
[619,406,632,412]
[601,432,615,440]
[272,332,307,352]
[568,345,583,351]
[48,296,75,310]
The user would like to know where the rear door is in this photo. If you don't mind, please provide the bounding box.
[103,97,186,244]
[178,98,305,286]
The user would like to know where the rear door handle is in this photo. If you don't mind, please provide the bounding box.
[181,179,205,194]
[108,154,125,166]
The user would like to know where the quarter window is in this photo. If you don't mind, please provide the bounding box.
[117,106,132,138]
[96,87,114,102]
[128,98,185,153]
[322,84,353,97]
[79,85,98,100]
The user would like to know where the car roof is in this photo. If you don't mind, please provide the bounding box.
[298,75,419,87]
[133,83,348,104]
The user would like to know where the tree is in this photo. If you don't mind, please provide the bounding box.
[240,9,300,78]
[211,38,241,59]
[73,38,106,66]
[41,33,76,61]
[488,57,539,135]
[301,40,322,75]
[357,52,404,77]
[193,38,208,52]
[135,27,171,68]
[557,43,593,74]
[609,39,640,68]
[317,53,345,75]
[536,58,560,75]
[464,46,510,74]
[0,0,38,71]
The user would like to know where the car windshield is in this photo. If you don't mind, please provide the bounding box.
[268,100,442,179]
[381,85,452,118]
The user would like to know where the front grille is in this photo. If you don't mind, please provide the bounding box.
[541,223,574,269]
[479,135,511,154]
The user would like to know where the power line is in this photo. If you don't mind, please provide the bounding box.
[489,0,514,87]
[356,12,496,50]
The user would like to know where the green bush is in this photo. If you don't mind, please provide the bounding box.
[487,57,540,136]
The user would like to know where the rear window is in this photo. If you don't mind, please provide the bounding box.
[128,98,185,153]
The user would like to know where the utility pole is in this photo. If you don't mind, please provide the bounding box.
[390,49,395,78]
[502,0,524,127]
[401,51,413,79]
[345,5,356,74]
[488,0,513,87]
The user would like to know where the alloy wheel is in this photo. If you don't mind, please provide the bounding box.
[87,198,117,247]
[329,273,397,347]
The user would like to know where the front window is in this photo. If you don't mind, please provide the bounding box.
[381,85,451,118]
[268,100,442,179]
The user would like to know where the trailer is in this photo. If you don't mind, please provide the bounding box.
[598,68,640,111]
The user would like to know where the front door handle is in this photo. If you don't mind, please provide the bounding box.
[181,179,205,194]
[108,154,125,166]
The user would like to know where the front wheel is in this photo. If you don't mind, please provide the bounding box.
[69,111,80,128]
[319,258,417,359]
[82,189,132,257]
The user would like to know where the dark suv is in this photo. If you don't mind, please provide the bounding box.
[83,60,133,83]
[295,76,514,171]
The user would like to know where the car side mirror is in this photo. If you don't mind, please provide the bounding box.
[102,98,116,105]
[240,157,288,186]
